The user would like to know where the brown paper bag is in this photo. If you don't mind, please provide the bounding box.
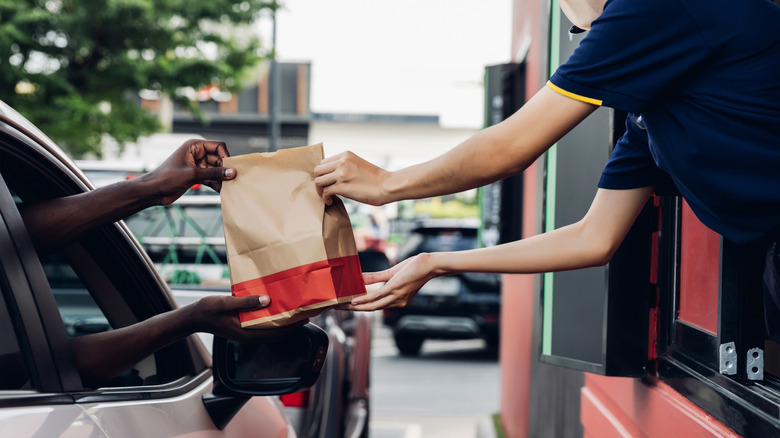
[220,143,366,328]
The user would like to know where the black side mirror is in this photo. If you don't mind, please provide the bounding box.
[204,323,329,430]
[211,322,329,397]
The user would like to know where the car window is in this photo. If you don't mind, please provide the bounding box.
[123,200,229,286]
[42,252,111,337]
[20,207,163,387]
[0,139,192,389]
[125,204,225,241]
[399,228,478,259]
[417,233,478,253]
[0,261,31,390]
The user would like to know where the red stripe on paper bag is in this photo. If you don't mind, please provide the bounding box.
[232,255,365,326]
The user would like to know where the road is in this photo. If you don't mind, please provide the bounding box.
[368,324,501,438]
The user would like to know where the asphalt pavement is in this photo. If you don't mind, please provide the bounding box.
[368,320,500,438]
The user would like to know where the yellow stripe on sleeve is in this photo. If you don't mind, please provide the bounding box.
[546,81,603,106]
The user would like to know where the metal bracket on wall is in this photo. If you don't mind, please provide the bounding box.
[719,342,737,375]
[746,348,764,381]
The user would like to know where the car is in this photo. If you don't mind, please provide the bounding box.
[345,200,397,271]
[381,218,502,356]
[77,165,374,438]
[0,100,326,437]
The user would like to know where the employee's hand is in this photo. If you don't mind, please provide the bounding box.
[314,151,391,206]
[189,295,306,343]
[344,254,439,311]
[146,139,236,205]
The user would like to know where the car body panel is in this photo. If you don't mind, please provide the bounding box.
[0,386,294,438]
[0,402,107,438]
[82,379,293,438]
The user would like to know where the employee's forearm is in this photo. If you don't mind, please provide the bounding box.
[19,174,160,253]
[429,186,654,275]
[381,87,596,202]
[382,127,522,201]
[431,222,613,278]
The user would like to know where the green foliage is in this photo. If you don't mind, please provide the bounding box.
[492,413,507,438]
[0,0,278,157]
[413,193,480,219]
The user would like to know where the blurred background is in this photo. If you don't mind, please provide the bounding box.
[0,1,512,437]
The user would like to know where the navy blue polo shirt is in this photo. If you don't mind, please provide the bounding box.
[549,0,780,244]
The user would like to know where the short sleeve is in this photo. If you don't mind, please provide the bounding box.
[598,115,663,190]
[550,0,713,113]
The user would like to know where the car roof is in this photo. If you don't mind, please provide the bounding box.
[0,100,94,191]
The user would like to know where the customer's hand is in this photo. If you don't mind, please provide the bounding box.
[146,139,236,205]
[189,295,307,343]
[343,254,438,311]
[314,151,391,206]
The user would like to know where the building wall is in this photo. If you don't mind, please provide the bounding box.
[310,120,478,171]
[498,0,550,436]
[581,375,739,438]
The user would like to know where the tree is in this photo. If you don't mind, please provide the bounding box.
[0,0,278,158]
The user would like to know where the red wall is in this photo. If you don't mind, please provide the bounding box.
[498,0,547,437]
[581,375,739,438]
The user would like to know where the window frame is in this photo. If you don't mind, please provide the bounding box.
[654,195,780,435]
[0,114,210,404]
[0,170,82,394]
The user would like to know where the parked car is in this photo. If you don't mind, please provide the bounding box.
[382,218,502,356]
[0,100,326,437]
[345,200,397,271]
[78,165,374,438]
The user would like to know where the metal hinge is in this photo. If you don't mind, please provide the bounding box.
[719,342,737,375]
[747,348,764,381]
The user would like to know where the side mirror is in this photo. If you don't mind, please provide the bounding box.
[211,322,329,397]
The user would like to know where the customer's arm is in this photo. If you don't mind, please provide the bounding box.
[19,139,235,253]
[69,294,302,388]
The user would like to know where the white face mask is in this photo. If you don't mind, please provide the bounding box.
[559,0,607,30]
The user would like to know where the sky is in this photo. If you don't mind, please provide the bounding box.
[267,0,513,129]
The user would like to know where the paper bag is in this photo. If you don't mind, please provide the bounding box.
[220,143,366,328]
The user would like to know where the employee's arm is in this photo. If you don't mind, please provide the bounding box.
[348,186,655,310]
[19,140,235,254]
[314,86,597,206]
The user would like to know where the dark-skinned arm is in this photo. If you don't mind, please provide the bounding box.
[19,139,235,254]
[69,294,305,388]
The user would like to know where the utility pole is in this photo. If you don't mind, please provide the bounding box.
[268,3,281,152]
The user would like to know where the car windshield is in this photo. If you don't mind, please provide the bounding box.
[399,227,478,259]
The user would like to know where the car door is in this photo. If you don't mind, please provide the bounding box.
[0,167,99,436]
[0,106,294,438]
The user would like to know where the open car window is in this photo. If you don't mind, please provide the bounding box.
[0,131,196,389]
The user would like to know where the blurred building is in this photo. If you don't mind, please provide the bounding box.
[140,62,312,155]
[130,60,478,173]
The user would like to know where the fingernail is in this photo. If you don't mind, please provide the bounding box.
[258,295,270,306]
[224,168,236,178]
